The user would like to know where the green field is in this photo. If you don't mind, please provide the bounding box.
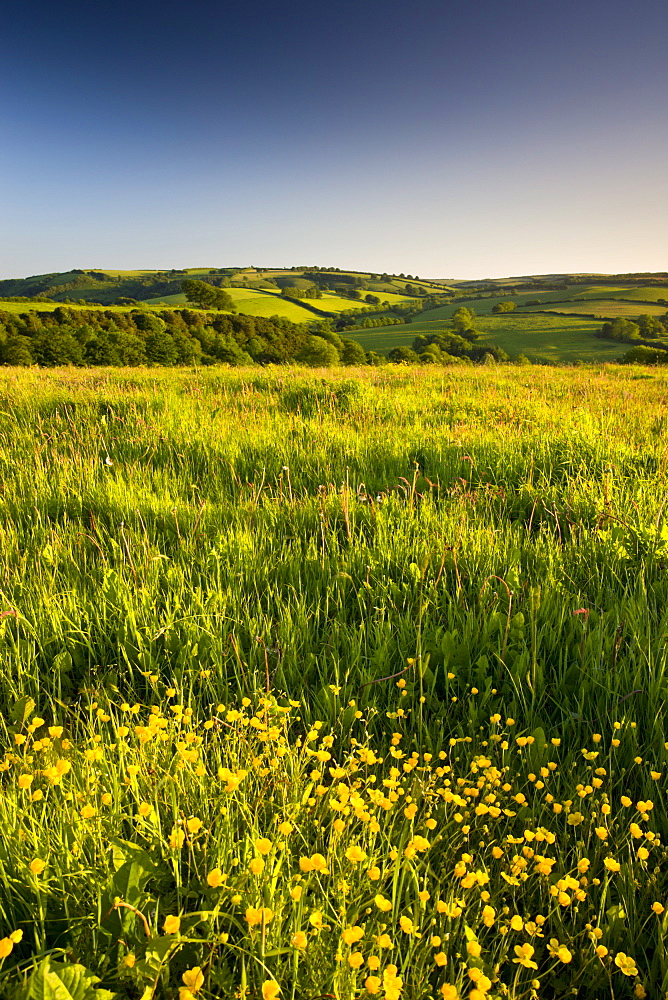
[142,287,406,320]
[144,286,320,321]
[0,365,667,999]
[0,300,167,315]
[350,311,622,362]
[523,300,668,319]
[568,285,668,303]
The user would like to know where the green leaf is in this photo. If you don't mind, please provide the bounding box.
[27,958,116,1000]
[101,840,161,942]
[10,695,35,726]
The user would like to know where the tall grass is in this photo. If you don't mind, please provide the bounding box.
[0,364,667,998]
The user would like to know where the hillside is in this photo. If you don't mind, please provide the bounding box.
[1,267,667,363]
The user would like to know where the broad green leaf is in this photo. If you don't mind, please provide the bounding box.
[10,695,35,725]
[28,958,116,1000]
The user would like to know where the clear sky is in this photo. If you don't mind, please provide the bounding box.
[2,0,666,279]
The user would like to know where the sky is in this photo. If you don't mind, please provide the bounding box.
[1,0,667,279]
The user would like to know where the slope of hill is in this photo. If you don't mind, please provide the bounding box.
[1,267,666,363]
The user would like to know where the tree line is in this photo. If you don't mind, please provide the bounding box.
[0,307,390,368]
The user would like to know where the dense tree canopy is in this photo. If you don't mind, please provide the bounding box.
[0,307,392,368]
[182,279,236,311]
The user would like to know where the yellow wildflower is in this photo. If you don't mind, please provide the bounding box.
[513,943,538,969]
[342,926,364,945]
[345,844,367,863]
[181,968,204,993]
[207,868,224,888]
[548,939,572,963]
[245,907,273,927]
[614,953,638,977]
[441,987,459,1000]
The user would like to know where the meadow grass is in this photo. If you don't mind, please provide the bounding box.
[0,365,667,999]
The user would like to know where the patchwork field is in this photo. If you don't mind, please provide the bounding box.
[0,365,667,999]
[143,287,412,318]
[2,272,666,364]
[522,300,668,319]
[349,312,623,362]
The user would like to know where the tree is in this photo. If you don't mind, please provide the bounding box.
[0,335,33,365]
[637,314,664,339]
[182,279,235,311]
[388,346,419,364]
[314,328,344,351]
[452,307,477,334]
[32,329,84,366]
[340,338,367,365]
[598,318,641,342]
[492,301,516,313]
[145,328,179,365]
[296,335,340,367]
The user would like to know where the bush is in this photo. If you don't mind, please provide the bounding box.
[620,345,668,365]
[388,347,420,364]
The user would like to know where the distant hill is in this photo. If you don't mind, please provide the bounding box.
[1,266,666,363]
[0,266,452,308]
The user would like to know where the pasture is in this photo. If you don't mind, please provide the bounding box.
[522,300,668,319]
[142,287,406,319]
[349,312,622,362]
[0,365,667,999]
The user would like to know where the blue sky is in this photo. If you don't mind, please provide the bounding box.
[2,0,666,279]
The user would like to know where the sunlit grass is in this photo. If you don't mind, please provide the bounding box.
[0,364,666,998]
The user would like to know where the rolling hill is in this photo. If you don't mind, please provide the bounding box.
[0,266,666,363]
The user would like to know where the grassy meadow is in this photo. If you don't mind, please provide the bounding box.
[1,364,668,999]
